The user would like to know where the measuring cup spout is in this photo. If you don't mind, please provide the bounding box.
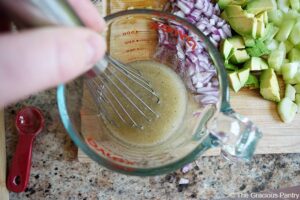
[207,109,262,162]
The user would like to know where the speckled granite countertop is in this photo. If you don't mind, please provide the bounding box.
[4,88,300,199]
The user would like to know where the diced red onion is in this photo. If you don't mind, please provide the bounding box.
[155,0,232,106]
[177,0,194,15]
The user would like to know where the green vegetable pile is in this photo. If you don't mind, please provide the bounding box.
[218,0,300,123]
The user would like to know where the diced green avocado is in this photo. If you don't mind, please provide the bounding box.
[238,67,250,86]
[244,57,268,71]
[225,5,245,18]
[285,84,296,101]
[246,0,276,15]
[220,39,234,59]
[221,11,228,21]
[288,48,300,62]
[278,97,298,123]
[231,0,249,7]
[218,0,233,9]
[256,20,266,38]
[284,40,294,53]
[245,74,260,88]
[218,0,249,9]
[228,17,257,36]
[243,36,255,47]
[228,71,242,92]
[252,17,258,38]
[230,49,250,64]
[227,36,245,49]
[260,68,281,102]
[225,62,238,71]
[256,13,265,22]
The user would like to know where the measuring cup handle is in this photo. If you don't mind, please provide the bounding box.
[7,134,35,192]
[207,109,262,161]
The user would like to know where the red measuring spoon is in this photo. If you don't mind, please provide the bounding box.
[7,107,44,192]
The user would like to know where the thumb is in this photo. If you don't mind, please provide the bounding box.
[0,27,106,107]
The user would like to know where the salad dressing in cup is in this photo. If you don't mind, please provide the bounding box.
[57,9,262,175]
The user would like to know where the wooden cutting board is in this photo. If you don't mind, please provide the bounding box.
[78,0,300,162]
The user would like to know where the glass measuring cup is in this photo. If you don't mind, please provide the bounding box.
[57,9,262,176]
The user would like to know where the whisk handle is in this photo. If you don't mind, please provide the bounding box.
[0,0,107,75]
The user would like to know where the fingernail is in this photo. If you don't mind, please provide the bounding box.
[85,34,105,66]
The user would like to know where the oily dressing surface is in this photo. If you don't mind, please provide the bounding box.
[103,60,187,146]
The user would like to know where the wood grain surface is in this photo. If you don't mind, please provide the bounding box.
[0,110,9,200]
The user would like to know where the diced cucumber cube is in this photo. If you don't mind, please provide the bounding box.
[285,40,294,53]
[285,84,296,101]
[277,0,290,13]
[265,39,279,51]
[283,10,300,20]
[289,22,300,45]
[268,42,286,73]
[268,10,283,26]
[278,97,298,123]
[290,0,300,10]
[288,48,300,62]
[275,19,296,41]
[294,84,300,93]
[262,23,279,41]
[282,62,298,81]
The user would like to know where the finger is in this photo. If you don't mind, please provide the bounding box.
[0,11,11,31]
[67,0,106,32]
[0,27,106,107]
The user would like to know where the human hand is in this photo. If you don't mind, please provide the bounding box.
[0,0,106,107]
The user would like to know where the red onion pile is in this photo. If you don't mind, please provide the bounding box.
[157,0,232,105]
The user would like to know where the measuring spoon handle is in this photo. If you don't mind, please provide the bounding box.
[7,134,35,192]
